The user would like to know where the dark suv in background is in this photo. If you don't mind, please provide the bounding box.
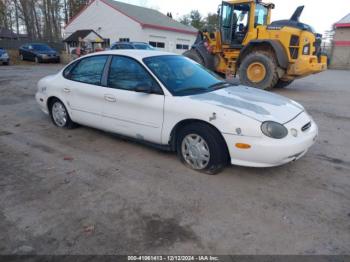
[0,48,10,65]
[19,43,60,63]
[111,42,155,50]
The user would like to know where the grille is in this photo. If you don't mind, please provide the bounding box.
[289,35,300,59]
[290,35,300,46]
[302,122,312,132]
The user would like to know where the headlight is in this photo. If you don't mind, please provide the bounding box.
[261,121,288,139]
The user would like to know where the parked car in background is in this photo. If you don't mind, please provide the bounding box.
[19,43,60,63]
[35,50,318,174]
[111,42,155,50]
[0,48,10,65]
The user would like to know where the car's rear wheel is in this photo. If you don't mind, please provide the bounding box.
[176,123,228,175]
[49,99,77,129]
[20,54,24,61]
[35,56,40,63]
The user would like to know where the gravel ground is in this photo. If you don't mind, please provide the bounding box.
[0,64,349,255]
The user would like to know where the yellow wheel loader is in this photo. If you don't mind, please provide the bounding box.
[184,0,328,90]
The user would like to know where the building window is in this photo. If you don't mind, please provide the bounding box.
[119,38,130,42]
[176,44,189,50]
[149,41,165,48]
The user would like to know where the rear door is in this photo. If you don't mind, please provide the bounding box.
[62,55,109,127]
[102,55,165,143]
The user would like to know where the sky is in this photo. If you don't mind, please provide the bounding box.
[119,0,350,35]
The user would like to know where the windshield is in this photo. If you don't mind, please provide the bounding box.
[143,55,229,96]
[134,44,155,50]
[0,48,5,54]
[255,4,268,26]
[32,44,53,51]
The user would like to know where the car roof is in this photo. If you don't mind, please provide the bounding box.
[112,42,150,45]
[82,50,178,60]
[25,43,52,47]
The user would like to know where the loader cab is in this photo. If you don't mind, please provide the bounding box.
[219,1,271,47]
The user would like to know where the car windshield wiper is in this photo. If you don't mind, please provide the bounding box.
[175,87,209,95]
[209,81,231,90]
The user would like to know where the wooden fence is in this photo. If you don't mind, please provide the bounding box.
[0,39,65,51]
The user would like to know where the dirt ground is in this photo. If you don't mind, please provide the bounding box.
[0,64,349,255]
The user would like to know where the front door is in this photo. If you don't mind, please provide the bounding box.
[63,55,109,127]
[102,55,165,144]
[220,2,250,46]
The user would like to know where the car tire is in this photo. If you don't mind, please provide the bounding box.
[35,56,40,63]
[3,62,9,65]
[20,54,24,61]
[239,51,279,90]
[176,122,228,175]
[275,79,294,88]
[49,98,77,129]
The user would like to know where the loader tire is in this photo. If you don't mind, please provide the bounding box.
[275,79,294,88]
[239,51,279,90]
[183,49,204,66]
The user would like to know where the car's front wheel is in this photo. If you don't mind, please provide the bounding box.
[49,99,77,129]
[176,123,228,175]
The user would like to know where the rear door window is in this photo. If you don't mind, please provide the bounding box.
[69,55,108,85]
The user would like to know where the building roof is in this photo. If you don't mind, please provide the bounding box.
[0,28,28,38]
[0,28,18,38]
[335,13,350,28]
[65,0,198,35]
[64,29,104,42]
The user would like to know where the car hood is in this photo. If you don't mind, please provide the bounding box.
[189,85,304,123]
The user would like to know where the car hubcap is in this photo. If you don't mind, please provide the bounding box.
[52,102,67,127]
[247,62,266,83]
[181,134,210,170]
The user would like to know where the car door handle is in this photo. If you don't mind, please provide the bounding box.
[104,95,116,102]
[63,88,71,93]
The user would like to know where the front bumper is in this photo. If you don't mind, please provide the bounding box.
[39,55,60,62]
[286,55,327,78]
[35,92,49,114]
[0,57,9,63]
[223,112,318,168]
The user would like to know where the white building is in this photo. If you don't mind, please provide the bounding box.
[64,0,198,54]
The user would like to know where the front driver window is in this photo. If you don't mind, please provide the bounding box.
[70,55,108,85]
[108,56,160,93]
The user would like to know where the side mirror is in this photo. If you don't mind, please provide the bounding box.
[135,84,152,93]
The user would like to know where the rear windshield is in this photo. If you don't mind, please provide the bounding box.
[32,44,52,51]
[134,44,154,50]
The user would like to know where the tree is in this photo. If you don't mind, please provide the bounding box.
[179,14,191,26]
[166,12,173,19]
[189,10,204,30]
[178,10,216,31]
[205,12,218,32]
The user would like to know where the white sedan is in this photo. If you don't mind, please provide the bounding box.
[36,50,318,174]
